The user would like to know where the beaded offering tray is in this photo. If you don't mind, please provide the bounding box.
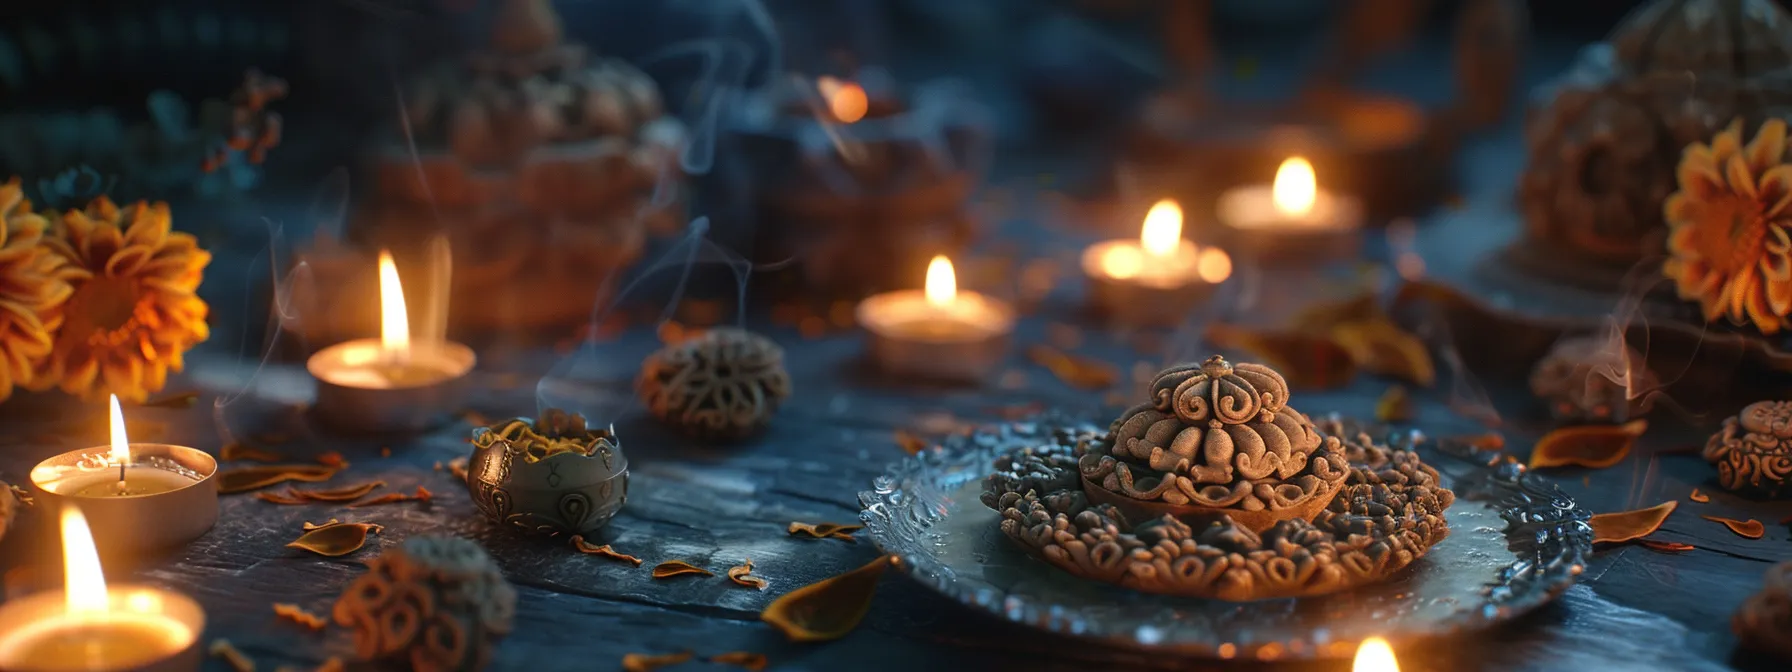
[859,419,1592,661]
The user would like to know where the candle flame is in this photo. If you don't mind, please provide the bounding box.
[818,76,868,124]
[107,393,130,466]
[1196,247,1233,283]
[1353,637,1399,672]
[1272,156,1318,217]
[62,506,108,614]
[378,250,410,362]
[924,255,957,307]
[1140,199,1183,257]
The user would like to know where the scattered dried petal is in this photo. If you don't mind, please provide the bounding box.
[1637,540,1697,553]
[221,441,286,462]
[316,452,349,469]
[709,651,769,671]
[285,522,383,557]
[210,639,255,672]
[570,536,643,566]
[217,465,340,494]
[788,522,862,542]
[728,559,768,590]
[256,490,311,505]
[894,430,927,456]
[761,555,892,642]
[302,519,340,530]
[651,560,714,579]
[272,603,327,630]
[622,651,694,672]
[1329,318,1436,386]
[291,481,385,502]
[142,391,201,409]
[1589,501,1677,544]
[1703,515,1766,539]
[1689,488,1710,503]
[447,456,469,482]
[1203,324,1357,389]
[347,486,432,508]
[1528,420,1648,469]
[1025,345,1118,390]
[1376,385,1413,423]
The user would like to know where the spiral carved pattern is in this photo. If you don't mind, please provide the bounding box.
[332,536,516,672]
[637,327,792,440]
[1703,401,1792,499]
[1735,561,1792,661]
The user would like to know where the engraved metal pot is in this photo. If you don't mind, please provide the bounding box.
[466,417,629,537]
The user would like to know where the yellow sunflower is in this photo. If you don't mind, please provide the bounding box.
[0,178,72,402]
[31,196,210,402]
[1663,117,1792,334]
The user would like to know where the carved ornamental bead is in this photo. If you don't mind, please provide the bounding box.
[1703,401,1792,499]
[637,328,792,441]
[333,536,517,672]
[1735,561,1792,661]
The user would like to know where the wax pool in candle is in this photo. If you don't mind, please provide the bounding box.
[0,613,193,670]
[61,467,200,498]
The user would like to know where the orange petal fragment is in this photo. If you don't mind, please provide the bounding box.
[728,559,769,590]
[1025,345,1118,390]
[285,522,383,557]
[209,639,255,672]
[1528,419,1648,469]
[570,536,643,566]
[1636,540,1696,553]
[1589,501,1678,543]
[291,481,385,503]
[651,560,714,579]
[761,555,892,642]
[788,522,862,542]
[447,456,469,482]
[1330,318,1436,387]
[1689,488,1710,503]
[1702,515,1766,539]
[347,486,432,508]
[302,519,341,530]
[1204,323,1357,389]
[220,441,286,463]
[217,465,340,494]
[622,651,693,672]
[1375,385,1413,423]
[317,451,349,469]
[1442,433,1504,451]
[272,603,327,630]
[894,430,927,456]
[708,652,768,671]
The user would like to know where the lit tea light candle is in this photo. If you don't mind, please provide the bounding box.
[1216,156,1364,260]
[307,249,475,434]
[1353,637,1399,672]
[817,75,869,124]
[29,396,218,551]
[0,506,205,672]
[1080,198,1232,326]
[856,255,1015,382]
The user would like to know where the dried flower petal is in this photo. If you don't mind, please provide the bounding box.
[210,640,255,672]
[1528,420,1648,469]
[291,481,385,502]
[1376,385,1413,422]
[761,555,891,642]
[286,522,382,557]
[1637,540,1697,553]
[1330,318,1436,386]
[142,391,201,409]
[728,559,768,590]
[220,441,285,462]
[1203,324,1357,389]
[651,560,714,579]
[1703,515,1767,539]
[317,451,349,469]
[1025,345,1118,390]
[272,603,327,630]
[622,651,693,672]
[256,490,311,505]
[217,464,340,494]
[788,522,862,542]
[347,486,432,508]
[1589,501,1678,543]
[894,430,927,456]
[570,536,643,566]
[302,519,340,530]
[1689,488,1710,503]
[447,456,469,482]
[709,652,768,671]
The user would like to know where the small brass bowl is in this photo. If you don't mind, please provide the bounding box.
[466,414,628,537]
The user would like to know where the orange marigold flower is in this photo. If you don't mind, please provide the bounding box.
[0,178,73,401]
[1663,117,1792,334]
[31,196,210,402]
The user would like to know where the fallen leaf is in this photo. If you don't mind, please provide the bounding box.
[761,555,892,642]
[1527,420,1648,469]
[217,465,340,494]
[788,522,862,542]
[1203,323,1357,389]
[291,481,386,502]
[220,441,286,462]
[728,559,768,590]
[302,519,340,530]
[347,486,432,508]
[1637,540,1696,553]
[447,457,469,482]
[1689,488,1709,503]
[622,651,693,672]
[651,560,714,579]
[1589,501,1677,543]
[894,430,927,456]
[1290,292,1383,332]
[272,603,327,630]
[285,522,383,557]
[256,490,312,505]
[709,651,769,671]
[1330,318,1436,386]
[142,390,201,409]
[570,536,643,566]
[316,452,350,469]
[1376,385,1413,423]
[210,639,255,672]
[1025,345,1118,390]
[1703,515,1766,539]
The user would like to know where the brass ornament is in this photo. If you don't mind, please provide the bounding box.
[1702,401,1792,499]
[637,328,792,440]
[332,535,517,672]
[467,410,628,537]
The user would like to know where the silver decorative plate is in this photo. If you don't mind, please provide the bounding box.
[859,421,1593,661]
